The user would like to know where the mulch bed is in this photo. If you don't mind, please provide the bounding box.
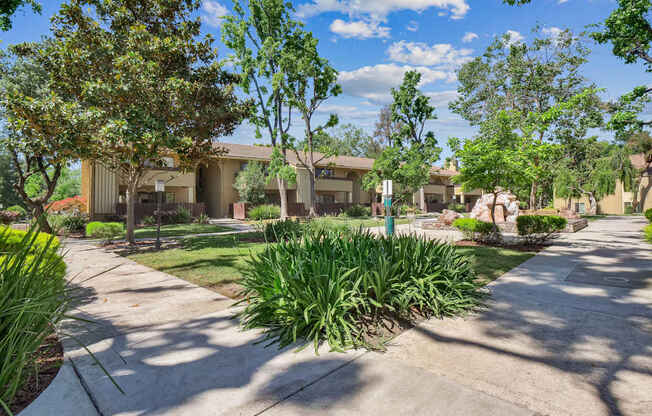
[6,334,63,416]
[455,239,546,253]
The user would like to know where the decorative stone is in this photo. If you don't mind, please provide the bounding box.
[470,191,520,223]
[438,209,463,225]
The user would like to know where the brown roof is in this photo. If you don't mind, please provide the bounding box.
[216,142,456,177]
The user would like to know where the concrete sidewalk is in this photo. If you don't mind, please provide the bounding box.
[51,216,650,416]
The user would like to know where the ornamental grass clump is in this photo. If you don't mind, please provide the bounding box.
[239,230,483,352]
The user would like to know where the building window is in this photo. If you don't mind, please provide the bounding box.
[575,202,586,214]
[316,168,334,178]
[165,192,176,203]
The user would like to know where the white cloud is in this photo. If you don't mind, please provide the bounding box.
[462,32,478,43]
[330,19,391,39]
[338,63,452,104]
[297,0,470,21]
[542,26,563,39]
[426,90,460,107]
[406,20,419,32]
[558,0,569,3]
[202,1,228,27]
[316,104,379,119]
[504,30,524,45]
[387,41,473,67]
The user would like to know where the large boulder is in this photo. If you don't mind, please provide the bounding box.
[470,191,520,223]
[438,209,463,225]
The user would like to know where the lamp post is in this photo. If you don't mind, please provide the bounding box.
[383,179,394,236]
[155,179,165,250]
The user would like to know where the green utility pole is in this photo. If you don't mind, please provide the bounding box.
[383,180,394,236]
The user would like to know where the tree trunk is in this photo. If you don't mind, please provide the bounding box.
[32,204,52,234]
[490,191,498,226]
[587,192,597,216]
[125,180,137,244]
[529,182,537,210]
[308,173,317,217]
[277,176,288,219]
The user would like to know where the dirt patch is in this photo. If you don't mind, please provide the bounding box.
[6,334,63,416]
[455,239,545,253]
[209,282,246,300]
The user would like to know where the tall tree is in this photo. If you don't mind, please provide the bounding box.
[222,0,302,219]
[0,0,40,30]
[0,149,22,208]
[282,31,341,216]
[363,70,442,202]
[29,0,248,242]
[625,131,652,211]
[450,111,532,226]
[0,54,95,232]
[373,104,402,151]
[450,27,603,209]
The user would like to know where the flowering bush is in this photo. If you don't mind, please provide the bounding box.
[46,196,87,214]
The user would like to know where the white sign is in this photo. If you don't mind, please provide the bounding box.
[155,179,166,192]
[382,180,393,196]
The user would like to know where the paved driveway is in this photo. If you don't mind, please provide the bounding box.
[56,216,650,416]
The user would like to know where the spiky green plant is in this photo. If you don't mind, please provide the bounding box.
[238,230,483,352]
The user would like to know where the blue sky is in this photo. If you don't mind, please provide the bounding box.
[1,0,647,161]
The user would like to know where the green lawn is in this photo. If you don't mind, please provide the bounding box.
[127,232,534,295]
[456,246,534,283]
[132,223,233,239]
[581,215,607,221]
[310,216,413,228]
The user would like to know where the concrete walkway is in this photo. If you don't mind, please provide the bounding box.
[50,216,650,416]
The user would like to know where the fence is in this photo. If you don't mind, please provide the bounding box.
[115,202,206,224]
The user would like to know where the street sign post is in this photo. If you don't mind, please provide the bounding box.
[155,180,165,250]
[382,180,394,236]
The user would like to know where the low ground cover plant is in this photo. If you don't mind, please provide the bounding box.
[239,230,483,352]
[341,205,371,218]
[516,215,567,245]
[248,204,281,220]
[645,208,652,223]
[0,228,67,410]
[448,202,466,213]
[261,219,303,242]
[86,221,124,243]
[644,224,652,243]
[305,217,354,234]
[452,218,495,242]
[6,206,27,217]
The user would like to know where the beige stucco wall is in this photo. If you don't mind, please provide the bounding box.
[81,160,92,214]
[134,170,196,188]
[553,180,626,214]
[92,163,118,215]
[639,176,652,211]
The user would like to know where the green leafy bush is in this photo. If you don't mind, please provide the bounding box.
[343,204,371,218]
[305,217,353,234]
[239,230,483,352]
[142,215,156,226]
[261,219,304,242]
[0,227,67,409]
[644,224,652,243]
[86,222,124,243]
[516,215,567,245]
[194,213,210,224]
[452,218,495,242]
[645,208,652,223]
[61,214,88,234]
[6,206,27,216]
[624,205,634,215]
[174,207,192,224]
[248,204,281,220]
[448,202,466,213]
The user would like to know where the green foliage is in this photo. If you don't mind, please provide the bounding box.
[261,219,303,242]
[0,151,22,209]
[644,224,652,242]
[234,161,267,205]
[174,207,192,225]
[0,0,41,31]
[61,213,88,234]
[194,213,210,225]
[322,124,381,158]
[5,205,26,216]
[342,205,371,218]
[239,231,483,352]
[453,218,495,242]
[24,167,81,202]
[142,216,156,226]
[364,71,442,195]
[448,202,466,213]
[625,205,635,214]
[516,215,567,245]
[85,222,124,243]
[0,211,19,225]
[248,205,281,221]
[305,217,354,234]
[0,226,68,410]
[645,208,652,222]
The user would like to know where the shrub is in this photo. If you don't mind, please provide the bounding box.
[174,207,192,224]
[448,202,466,213]
[452,218,496,242]
[644,224,652,243]
[645,208,652,223]
[46,195,87,214]
[305,217,353,234]
[61,213,88,234]
[234,161,268,205]
[248,204,281,220]
[343,204,370,218]
[239,231,482,352]
[86,222,124,243]
[624,205,634,215]
[142,215,156,226]
[6,205,27,216]
[0,227,67,409]
[0,211,20,225]
[261,219,304,242]
[516,215,567,245]
[0,226,61,255]
[194,213,210,224]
